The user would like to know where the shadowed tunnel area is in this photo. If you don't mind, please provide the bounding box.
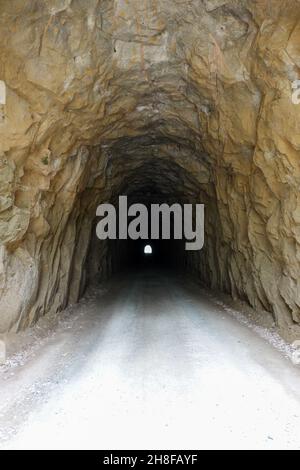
[87,152,201,278]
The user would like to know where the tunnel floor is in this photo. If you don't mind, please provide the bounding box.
[0,269,300,450]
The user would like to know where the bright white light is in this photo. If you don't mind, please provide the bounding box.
[144,244,152,255]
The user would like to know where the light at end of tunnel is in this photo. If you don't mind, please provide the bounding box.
[144,244,153,255]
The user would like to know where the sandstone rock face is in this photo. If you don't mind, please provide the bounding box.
[0,0,300,340]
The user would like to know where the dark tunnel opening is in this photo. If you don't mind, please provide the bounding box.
[84,149,206,292]
[92,193,190,280]
[121,237,186,272]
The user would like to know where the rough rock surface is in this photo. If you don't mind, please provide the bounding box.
[0,0,300,340]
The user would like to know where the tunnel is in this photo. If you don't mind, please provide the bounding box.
[1,0,300,340]
[86,142,203,280]
[1,0,300,450]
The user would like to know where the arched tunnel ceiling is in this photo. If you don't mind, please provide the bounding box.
[0,0,300,339]
[103,135,210,201]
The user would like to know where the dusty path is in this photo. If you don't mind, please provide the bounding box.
[0,269,300,450]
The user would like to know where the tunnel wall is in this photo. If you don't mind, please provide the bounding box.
[0,0,300,340]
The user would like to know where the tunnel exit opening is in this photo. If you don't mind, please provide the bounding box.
[144,245,152,255]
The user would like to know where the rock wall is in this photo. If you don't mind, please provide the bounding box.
[0,0,300,339]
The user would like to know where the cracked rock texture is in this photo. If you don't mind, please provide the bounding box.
[0,0,300,340]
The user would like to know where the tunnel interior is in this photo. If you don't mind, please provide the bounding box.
[86,143,202,279]
[0,0,300,342]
